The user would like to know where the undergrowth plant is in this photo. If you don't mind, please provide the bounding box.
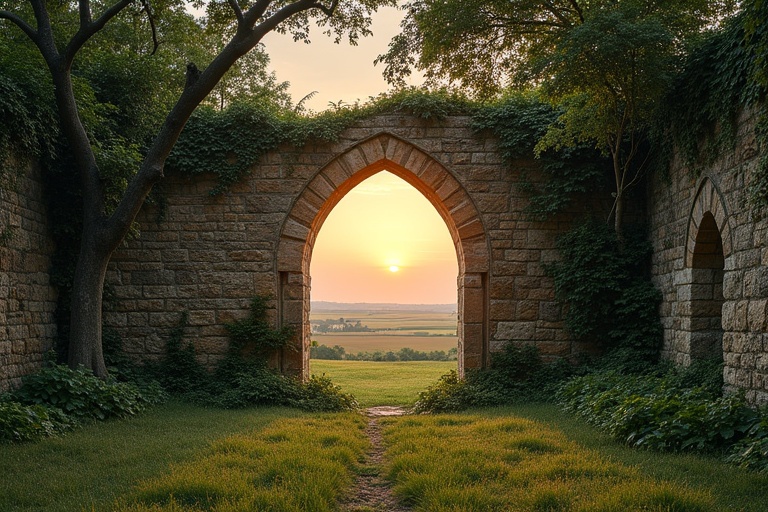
[150,296,357,412]
[413,344,577,413]
[559,360,768,472]
[0,358,166,443]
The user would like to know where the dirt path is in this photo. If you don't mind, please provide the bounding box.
[341,407,411,512]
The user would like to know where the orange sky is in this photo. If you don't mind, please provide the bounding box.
[310,171,458,305]
[262,5,419,111]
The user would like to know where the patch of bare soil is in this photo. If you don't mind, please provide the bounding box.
[340,407,411,512]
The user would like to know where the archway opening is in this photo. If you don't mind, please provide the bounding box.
[308,170,459,405]
[689,212,725,362]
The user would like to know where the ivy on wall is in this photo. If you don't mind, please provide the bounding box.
[167,88,474,194]
[659,7,768,209]
[472,92,610,220]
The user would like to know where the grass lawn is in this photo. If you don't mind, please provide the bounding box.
[311,359,455,407]
[1,399,767,511]
[381,412,724,511]
[0,402,305,512]
[505,403,768,512]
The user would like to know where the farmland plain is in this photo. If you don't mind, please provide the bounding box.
[310,306,458,354]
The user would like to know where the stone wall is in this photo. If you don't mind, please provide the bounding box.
[105,115,610,376]
[0,160,58,391]
[648,108,768,405]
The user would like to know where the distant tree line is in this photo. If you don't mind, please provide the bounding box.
[310,344,457,362]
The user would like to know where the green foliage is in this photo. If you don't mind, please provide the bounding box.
[146,296,357,412]
[0,36,58,166]
[472,93,609,219]
[168,87,475,195]
[10,364,165,423]
[310,343,346,360]
[225,296,293,355]
[728,416,768,472]
[659,7,768,210]
[559,362,768,466]
[0,401,70,443]
[150,312,209,394]
[340,346,456,362]
[545,220,662,361]
[413,344,577,413]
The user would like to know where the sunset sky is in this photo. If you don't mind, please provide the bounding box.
[309,171,459,305]
[261,5,416,111]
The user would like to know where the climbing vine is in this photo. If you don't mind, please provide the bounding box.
[167,87,474,194]
[472,92,610,220]
[658,7,768,209]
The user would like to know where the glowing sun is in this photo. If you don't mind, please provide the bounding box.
[389,265,400,273]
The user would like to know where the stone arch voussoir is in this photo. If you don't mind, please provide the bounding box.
[685,176,732,268]
[277,132,490,379]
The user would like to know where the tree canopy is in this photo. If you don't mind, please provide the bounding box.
[378,0,739,232]
[0,0,395,376]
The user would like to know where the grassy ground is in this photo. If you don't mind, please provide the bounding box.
[381,413,718,511]
[310,360,455,407]
[312,333,457,354]
[0,403,305,512]
[505,403,768,512]
[2,400,767,510]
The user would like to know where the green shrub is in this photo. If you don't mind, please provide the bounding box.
[0,401,70,443]
[559,365,766,458]
[11,364,164,422]
[413,344,577,413]
[144,297,358,413]
[728,417,768,472]
[291,374,359,412]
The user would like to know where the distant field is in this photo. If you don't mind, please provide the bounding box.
[310,309,457,335]
[310,360,455,407]
[311,334,457,354]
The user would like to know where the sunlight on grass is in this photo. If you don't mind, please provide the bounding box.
[381,414,715,512]
[310,360,455,407]
[0,403,305,512]
[114,413,368,512]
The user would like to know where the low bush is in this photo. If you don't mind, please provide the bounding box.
[0,362,165,443]
[413,344,576,413]
[151,297,358,413]
[559,361,768,471]
[0,400,71,443]
[11,364,166,422]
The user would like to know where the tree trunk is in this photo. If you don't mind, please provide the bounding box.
[67,238,110,378]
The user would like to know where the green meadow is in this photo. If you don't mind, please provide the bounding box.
[2,397,767,511]
[310,359,456,407]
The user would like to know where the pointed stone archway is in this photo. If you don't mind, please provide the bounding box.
[680,177,732,364]
[276,133,491,379]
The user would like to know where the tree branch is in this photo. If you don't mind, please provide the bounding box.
[0,10,38,41]
[228,0,244,22]
[139,0,160,54]
[568,0,584,23]
[66,0,134,63]
[313,0,338,17]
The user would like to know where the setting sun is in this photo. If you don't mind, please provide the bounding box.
[389,265,400,272]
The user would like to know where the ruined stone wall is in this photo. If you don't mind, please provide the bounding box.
[648,108,768,405]
[105,115,608,374]
[0,160,58,391]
